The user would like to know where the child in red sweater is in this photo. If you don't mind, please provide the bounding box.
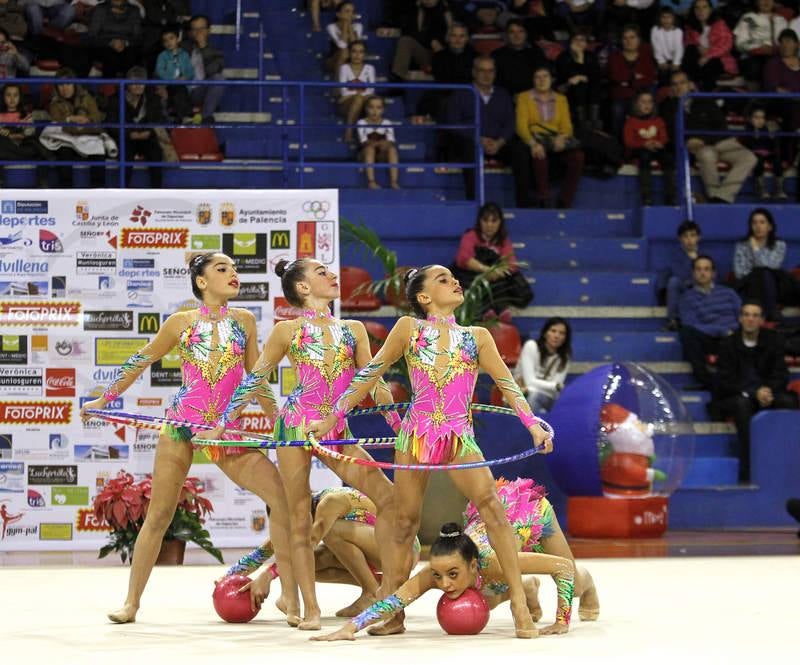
[623,91,675,206]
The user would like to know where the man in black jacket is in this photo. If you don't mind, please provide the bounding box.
[661,70,756,203]
[492,19,546,96]
[709,301,799,482]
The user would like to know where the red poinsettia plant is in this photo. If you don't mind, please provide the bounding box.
[93,470,222,564]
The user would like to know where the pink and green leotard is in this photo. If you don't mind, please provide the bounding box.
[334,315,538,464]
[102,305,250,461]
[222,310,400,447]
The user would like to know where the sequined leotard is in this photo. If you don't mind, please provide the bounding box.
[102,305,250,460]
[225,486,420,578]
[221,310,400,446]
[464,477,555,596]
[334,315,538,464]
[275,315,358,446]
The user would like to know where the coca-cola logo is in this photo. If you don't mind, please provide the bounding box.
[273,297,303,322]
[0,401,72,424]
[83,311,133,331]
[45,369,76,397]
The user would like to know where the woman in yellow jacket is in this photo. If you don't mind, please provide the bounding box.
[511,67,585,209]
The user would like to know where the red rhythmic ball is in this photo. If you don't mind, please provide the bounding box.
[212,574,260,623]
[436,588,490,635]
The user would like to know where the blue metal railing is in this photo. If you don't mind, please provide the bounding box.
[1,77,482,200]
[676,91,798,219]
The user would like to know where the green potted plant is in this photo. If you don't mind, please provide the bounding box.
[93,470,223,565]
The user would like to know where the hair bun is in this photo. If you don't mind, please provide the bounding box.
[403,268,418,286]
[275,259,290,278]
[438,522,461,538]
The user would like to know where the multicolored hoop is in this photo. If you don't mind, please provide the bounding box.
[84,405,554,470]
[307,403,555,470]
[84,409,398,449]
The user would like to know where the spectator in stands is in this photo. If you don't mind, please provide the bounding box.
[338,40,375,143]
[391,0,452,81]
[512,65,585,208]
[89,0,143,77]
[0,0,26,40]
[141,0,191,72]
[659,219,702,331]
[708,300,798,482]
[311,0,343,33]
[623,91,675,205]
[492,18,546,96]
[325,1,363,72]
[607,24,657,138]
[155,25,194,121]
[451,201,532,319]
[419,22,475,120]
[108,66,165,188]
[662,70,757,204]
[454,0,503,33]
[44,67,108,187]
[0,83,49,187]
[682,0,738,92]
[734,0,787,90]
[787,498,800,537]
[763,28,800,92]
[445,54,515,199]
[762,28,800,181]
[555,32,602,129]
[651,6,683,86]
[515,317,572,412]
[741,103,786,200]
[185,14,226,124]
[24,0,75,36]
[357,95,399,189]
[554,0,604,35]
[432,22,475,86]
[732,208,799,322]
[678,255,741,391]
[0,26,27,78]
[605,0,659,44]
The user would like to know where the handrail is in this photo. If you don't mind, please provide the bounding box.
[676,91,797,220]
[3,77,483,201]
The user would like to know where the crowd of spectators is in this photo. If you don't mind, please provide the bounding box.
[0,1,226,187]
[322,0,800,201]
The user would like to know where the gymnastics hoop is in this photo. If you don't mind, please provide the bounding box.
[306,410,555,472]
[84,409,398,449]
[85,406,554,468]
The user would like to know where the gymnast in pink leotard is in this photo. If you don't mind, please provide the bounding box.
[210,258,400,630]
[309,264,553,639]
[79,252,302,626]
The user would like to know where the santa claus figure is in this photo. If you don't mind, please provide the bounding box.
[599,403,664,498]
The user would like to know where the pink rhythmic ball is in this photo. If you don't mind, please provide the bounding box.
[436,588,490,635]
[212,574,259,623]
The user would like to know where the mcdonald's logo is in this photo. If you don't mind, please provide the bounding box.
[137,313,161,334]
[270,230,291,249]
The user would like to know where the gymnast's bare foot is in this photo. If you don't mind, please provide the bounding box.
[336,592,376,617]
[577,568,600,621]
[540,622,569,635]
[275,594,302,626]
[298,609,322,631]
[367,613,405,636]
[523,577,543,623]
[108,603,138,624]
[511,598,538,638]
